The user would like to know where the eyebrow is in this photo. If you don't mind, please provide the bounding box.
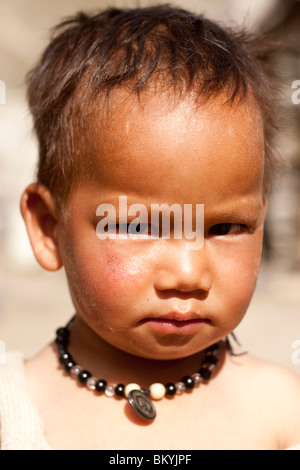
[204,198,264,223]
[92,194,264,218]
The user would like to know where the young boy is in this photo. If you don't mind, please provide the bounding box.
[1,5,300,450]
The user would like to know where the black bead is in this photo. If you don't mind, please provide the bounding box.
[78,370,92,384]
[55,328,70,347]
[199,367,212,381]
[64,359,76,373]
[205,354,218,365]
[182,376,195,391]
[95,379,107,393]
[165,382,176,397]
[115,384,125,398]
[55,336,68,347]
[206,342,220,353]
[57,344,66,355]
[56,327,69,339]
[59,352,72,365]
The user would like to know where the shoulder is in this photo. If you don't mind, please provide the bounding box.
[224,351,300,449]
[231,352,300,394]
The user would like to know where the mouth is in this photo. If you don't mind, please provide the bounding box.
[140,313,211,334]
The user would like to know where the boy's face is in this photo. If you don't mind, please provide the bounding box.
[57,89,266,360]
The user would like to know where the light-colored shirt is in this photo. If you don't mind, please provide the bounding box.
[0,351,52,450]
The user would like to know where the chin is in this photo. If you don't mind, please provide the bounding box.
[123,339,211,362]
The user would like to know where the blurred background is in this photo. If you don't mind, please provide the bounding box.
[0,0,299,373]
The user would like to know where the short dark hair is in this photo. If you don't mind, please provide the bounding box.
[27,4,282,208]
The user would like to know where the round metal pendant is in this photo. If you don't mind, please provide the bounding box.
[127,390,156,421]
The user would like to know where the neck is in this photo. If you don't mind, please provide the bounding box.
[64,315,217,387]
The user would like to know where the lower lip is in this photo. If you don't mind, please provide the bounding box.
[141,318,208,334]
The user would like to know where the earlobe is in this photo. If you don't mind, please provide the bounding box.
[20,183,63,271]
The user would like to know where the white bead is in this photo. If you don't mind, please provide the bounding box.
[149,383,166,400]
[105,385,115,397]
[124,383,141,397]
[191,373,203,385]
[175,382,185,395]
[70,365,82,377]
[86,377,97,390]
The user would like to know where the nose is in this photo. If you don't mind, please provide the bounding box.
[153,242,212,295]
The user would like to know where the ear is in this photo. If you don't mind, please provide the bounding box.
[20,183,63,271]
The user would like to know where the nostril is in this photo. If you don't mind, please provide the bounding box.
[156,288,209,301]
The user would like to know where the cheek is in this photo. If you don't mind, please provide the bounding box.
[212,233,263,322]
[227,242,262,288]
[97,250,148,298]
[64,240,153,314]
[229,253,261,307]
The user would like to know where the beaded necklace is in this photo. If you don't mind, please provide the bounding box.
[55,320,222,421]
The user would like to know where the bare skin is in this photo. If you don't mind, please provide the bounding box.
[20,90,300,450]
[24,341,300,450]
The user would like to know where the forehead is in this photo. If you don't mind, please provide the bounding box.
[85,89,265,203]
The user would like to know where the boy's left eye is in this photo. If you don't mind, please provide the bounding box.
[208,223,247,236]
[110,223,159,236]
